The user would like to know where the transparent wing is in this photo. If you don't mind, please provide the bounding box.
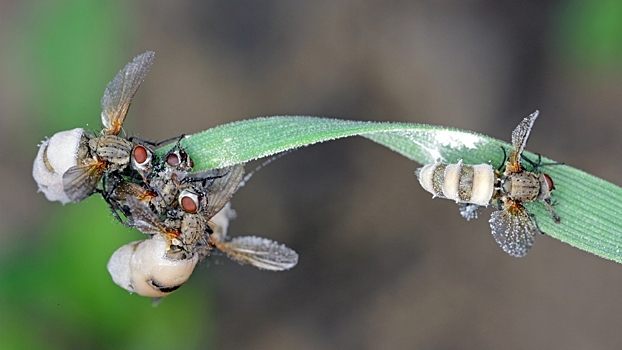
[213,236,298,271]
[508,110,539,169]
[101,51,155,135]
[62,163,104,202]
[489,203,538,257]
[125,195,170,235]
[111,181,156,202]
[188,165,245,220]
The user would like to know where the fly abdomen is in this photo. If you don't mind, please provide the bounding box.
[416,162,494,206]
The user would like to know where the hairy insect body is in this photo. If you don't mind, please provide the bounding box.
[89,135,132,171]
[417,162,495,206]
[415,111,561,257]
[501,171,541,203]
[35,52,299,300]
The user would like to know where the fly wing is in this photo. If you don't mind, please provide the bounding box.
[213,236,298,271]
[489,203,538,257]
[101,51,155,135]
[125,195,169,235]
[508,110,539,169]
[189,165,245,220]
[62,163,104,202]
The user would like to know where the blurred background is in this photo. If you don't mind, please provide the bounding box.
[2,0,622,349]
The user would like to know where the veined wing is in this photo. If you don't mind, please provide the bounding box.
[489,201,538,257]
[213,236,298,271]
[111,180,157,202]
[62,162,105,202]
[189,165,245,220]
[508,110,539,171]
[101,51,155,135]
[125,195,171,236]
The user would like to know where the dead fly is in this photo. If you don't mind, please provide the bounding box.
[207,206,299,271]
[174,165,245,256]
[107,200,298,300]
[114,165,245,257]
[146,139,196,215]
[181,194,298,271]
[122,196,189,259]
[489,111,560,257]
[61,51,155,202]
[416,111,560,257]
[102,137,195,223]
[416,161,495,215]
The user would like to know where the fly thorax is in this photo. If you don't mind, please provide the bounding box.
[93,135,132,170]
[503,172,540,202]
[150,169,181,212]
[163,216,181,230]
[159,181,179,210]
[180,213,205,248]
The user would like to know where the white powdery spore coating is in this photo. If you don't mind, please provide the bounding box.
[210,202,235,240]
[32,128,84,204]
[433,130,480,150]
[393,129,483,164]
[107,240,139,291]
[107,234,199,298]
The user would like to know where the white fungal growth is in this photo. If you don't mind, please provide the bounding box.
[433,129,480,150]
[32,128,84,204]
[416,162,494,206]
[210,202,235,241]
[391,129,484,164]
[107,234,199,298]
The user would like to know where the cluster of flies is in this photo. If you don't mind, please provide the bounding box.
[416,111,561,257]
[32,51,560,302]
[33,51,297,301]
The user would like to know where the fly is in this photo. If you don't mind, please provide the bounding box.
[416,111,560,257]
[62,51,154,202]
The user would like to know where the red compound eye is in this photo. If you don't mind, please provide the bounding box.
[166,153,180,166]
[543,174,555,191]
[133,145,149,165]
[179,191,199,213]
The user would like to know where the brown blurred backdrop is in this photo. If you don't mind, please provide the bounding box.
[3,1,622,349]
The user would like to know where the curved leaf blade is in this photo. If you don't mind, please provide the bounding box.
[157,116,622,263]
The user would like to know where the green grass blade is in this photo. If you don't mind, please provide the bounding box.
[158,116,622,263]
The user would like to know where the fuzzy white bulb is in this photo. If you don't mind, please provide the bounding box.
[32,128,84,204]
[107,234,198,298]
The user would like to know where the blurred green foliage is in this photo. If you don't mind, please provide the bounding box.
[0,201,210,349]
[1,1,212,349]
[556,0,622,69]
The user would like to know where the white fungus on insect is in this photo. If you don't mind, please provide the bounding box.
[107,234,199,298]
[416,161,494,206]
[32,128,85,204]
[210,202,235,239]
[107,205,235,298]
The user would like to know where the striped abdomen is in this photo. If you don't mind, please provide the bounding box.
[416,162,495,206]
